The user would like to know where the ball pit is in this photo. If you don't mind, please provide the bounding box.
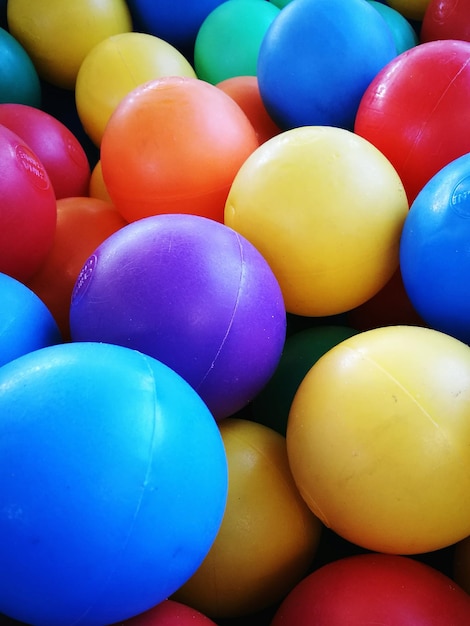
[400,152,470,345]
[69,213,286,420]
[287,325,470,555]
[3,2,470,624]
[0,124,57,282]
[7,0,133,90]
[225,125,409,317]
[257,0,397,130]
[271,553,470,625]
[26,196,127,340]
[75,31,196,147]
[355,39,470,204]
[0,342,228,626]
[100,76,259,223]
[0,103,91,199]
[173,418,322,619]
[194,0,280,85]
[0,272,61,367]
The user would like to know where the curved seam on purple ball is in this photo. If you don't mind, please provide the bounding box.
[69,352,160,626]
[195,231,246,393]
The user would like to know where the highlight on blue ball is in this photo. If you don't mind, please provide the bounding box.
[257,0,397,130]
[0,341,228,626]
[0,272,61,367]
[400,152,470,345]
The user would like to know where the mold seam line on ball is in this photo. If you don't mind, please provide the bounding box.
[402,56,470,172]
[341,345,441,431]
[69,354,159,626]
[196,233,245,391]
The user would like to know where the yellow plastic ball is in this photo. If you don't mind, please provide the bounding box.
[76,32,196,147]
[88,160,113,205]
[386,0,431,21]
[287,325,470,555]
[173,418,322,619]
[225,126,408,317]
[7,0,132,90]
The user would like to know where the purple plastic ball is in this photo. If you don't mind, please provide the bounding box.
[70,214,286,419]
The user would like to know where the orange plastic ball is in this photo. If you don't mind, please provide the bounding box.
[26,196,127,339]
[100,76,259,223]
[173,418,322,619]
[216,75,282,144]
[287,325,470,555]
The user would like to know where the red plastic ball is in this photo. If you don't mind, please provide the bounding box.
[271,553,470,625]
[0,103,91,199]
[118,599,217,625]
[0,124,57,281]
[26,196,126,340]
[100,76,259,223]
[421,0,470,43]
[355,39,470,204]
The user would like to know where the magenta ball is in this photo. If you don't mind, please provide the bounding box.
[0,103,91,199]
[69,214,286,419]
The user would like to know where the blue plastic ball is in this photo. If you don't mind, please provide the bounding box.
[0,272,61,367]
[257,0,397,130]
[0,341,228,626]
[0,26,41,107]
[400,152,470,345]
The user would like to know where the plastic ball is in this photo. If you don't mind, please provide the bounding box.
[250,325,359,436]
[0,341,228,626]
[355,39,470,204]
[0,27,41,107]
[387,0,432,20]
[88,160,113,203]
[194,0,280,84]
[173,418,322,619]
[119,599,217,625]
[69,214,286,420]
[0,272,61,367]
[421,0,470,43]
[7,0,132,90]
[225,125,409,317]
[216,76,281,144]
[75,32,196,148]
[0,103,90,199]
[257,0,397,130]
[26,196,127,340]
[125,0,227,57]
[366,0,419,54]
[271,553,470,625]
[0,124,57,282]
[101,76,259,223]
[287,325,470,554]
[400,153,470,345]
